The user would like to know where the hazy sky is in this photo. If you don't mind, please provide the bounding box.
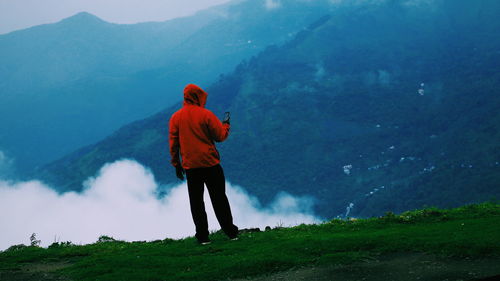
[0,0,232,35]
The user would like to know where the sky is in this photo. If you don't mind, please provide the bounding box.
[0,0,232,34]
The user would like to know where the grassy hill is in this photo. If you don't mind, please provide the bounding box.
[1,203,499,281]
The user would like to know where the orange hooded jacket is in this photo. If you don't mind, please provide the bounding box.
[169,84,230,170]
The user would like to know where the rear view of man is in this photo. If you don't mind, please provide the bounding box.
[169,84,238,244]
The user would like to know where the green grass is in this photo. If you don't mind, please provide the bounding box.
[1,202,499,280]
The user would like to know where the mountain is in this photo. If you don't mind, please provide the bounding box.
[37,0,500,218]
[0,0,335,172]
[0,11,212,171]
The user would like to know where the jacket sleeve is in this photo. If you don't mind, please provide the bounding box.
[206,111,230,143]
[169,114,181,167]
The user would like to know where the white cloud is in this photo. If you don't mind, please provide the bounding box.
[264,0,282,10]
[0,151,14,178]
[0,159,319,250]
[329,0,343,5]
[377,70,391,85]
[328,0,398,6]
[315,63,326,81]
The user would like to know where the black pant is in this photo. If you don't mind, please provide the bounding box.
[185,164,238,241]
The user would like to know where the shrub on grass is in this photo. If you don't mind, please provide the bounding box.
[48,241,75,249]
[97,235,117,243]
[30,233,41,247]
[5,244,28,252]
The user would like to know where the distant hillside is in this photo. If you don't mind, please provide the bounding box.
[0,0,335,171]
[0,11,213,170]
[38,0,500,218]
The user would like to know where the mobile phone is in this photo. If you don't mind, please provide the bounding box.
[223,112,230,123]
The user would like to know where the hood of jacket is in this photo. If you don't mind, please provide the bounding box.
[183,84,207,108]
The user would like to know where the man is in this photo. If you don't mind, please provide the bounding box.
[169,84,238,245]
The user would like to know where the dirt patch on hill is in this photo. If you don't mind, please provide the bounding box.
[1,252,499,281]
[0,261,71,281]
[233,252,500,281]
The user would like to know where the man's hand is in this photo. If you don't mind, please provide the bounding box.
[175,166,185,180]
[222,112,230,125]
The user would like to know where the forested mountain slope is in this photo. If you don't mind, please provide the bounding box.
[38,0,500,218]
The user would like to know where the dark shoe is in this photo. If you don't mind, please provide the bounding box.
[197,238,211,245]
